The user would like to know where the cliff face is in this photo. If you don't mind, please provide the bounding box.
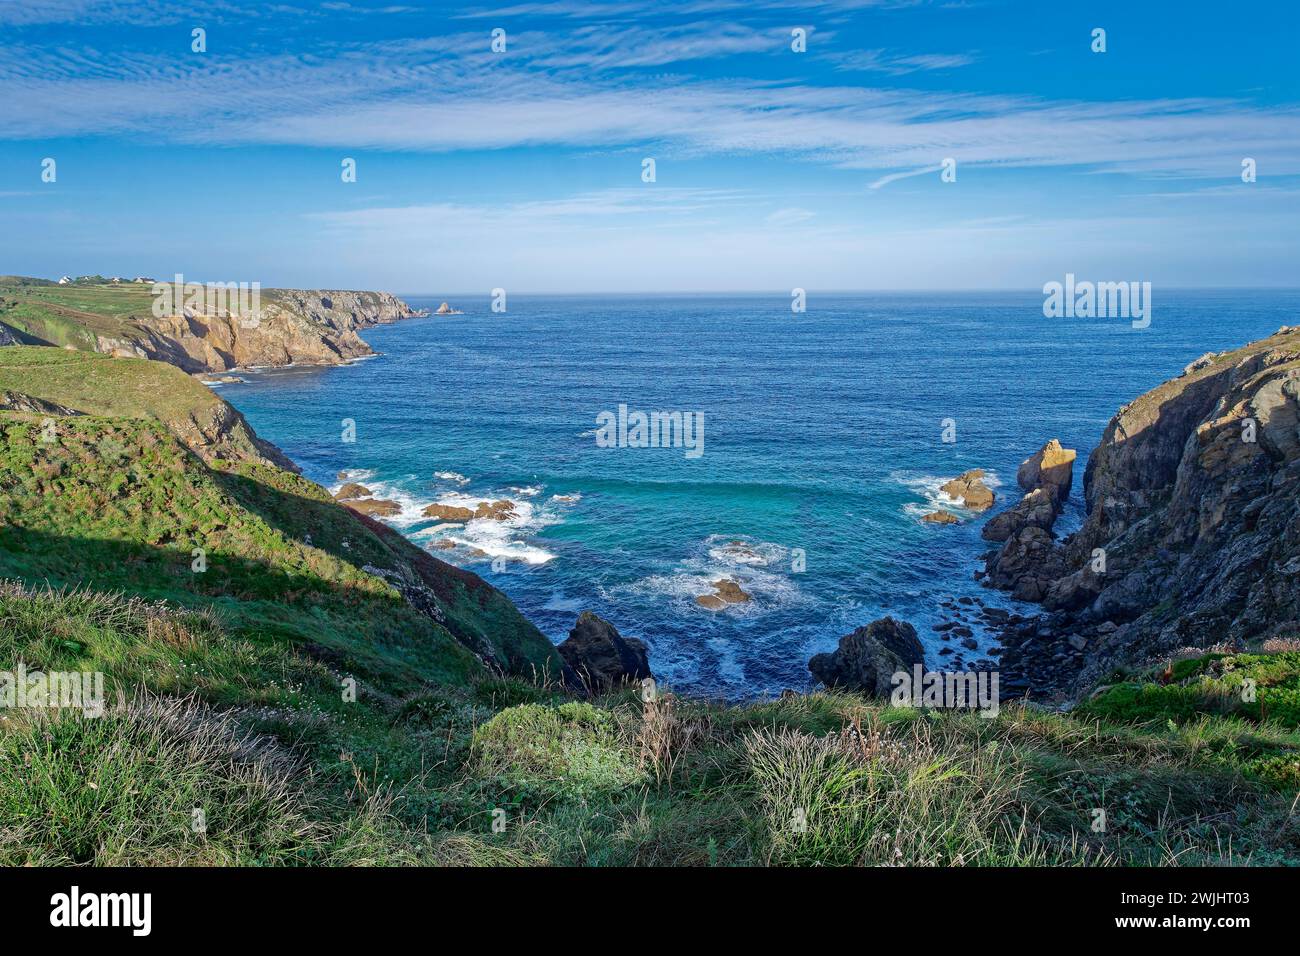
[995,327,1300,695]
[97,290,416,373]
[0,279,417,374]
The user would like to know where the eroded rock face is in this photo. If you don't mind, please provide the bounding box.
[0,390,83,416]
[940,469,995,511]
[557,611,652,693]
[985,527,1066,602]
[1017,439,1076,505]
[982,439,1076,594]
[808,617,924,697]
[335,482,372,500]
[997,328,1300,695]
[94,289,417,373]
[982,487,1056,542]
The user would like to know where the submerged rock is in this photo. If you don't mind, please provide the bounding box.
[557,611,652,693]
[808,617,924,697]
[695,578,752,609]
[922,510,961,525]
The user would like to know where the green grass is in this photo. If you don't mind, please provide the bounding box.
[2,342,1298,866]
[3,585,1298,866]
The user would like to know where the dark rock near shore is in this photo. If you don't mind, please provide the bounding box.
[557,611,652,693]
[808,617,924,697]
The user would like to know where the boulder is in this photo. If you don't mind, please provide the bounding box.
[557,611,652,693]
[940,469,995,511]
[334,482,372,500]
[808,617,924,697]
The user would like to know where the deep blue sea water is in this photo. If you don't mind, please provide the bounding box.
[216,290,1299,697]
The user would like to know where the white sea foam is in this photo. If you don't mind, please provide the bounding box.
[329,468,379,496]
[509,485,542,498]
[433,471,470,485]
[542,591,585,613]
[893,469,1001,521]
[609,537,809,617]
[704,534,787,567]
[551,493,582,503]
[419,491,559,565]
[344,474,434,528]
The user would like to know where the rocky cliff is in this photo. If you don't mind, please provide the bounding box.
[0,278,418,374]
[99,289,416,373]
[994,327,1300,697]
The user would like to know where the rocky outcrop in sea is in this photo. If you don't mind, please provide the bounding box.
[808,617,925,696]
[557,611,652,693]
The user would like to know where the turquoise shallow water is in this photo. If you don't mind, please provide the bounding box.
[216,290,1299,697]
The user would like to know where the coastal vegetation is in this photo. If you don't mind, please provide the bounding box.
[2,321,1299,867]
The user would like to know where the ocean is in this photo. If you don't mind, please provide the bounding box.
[215,290,1299,698]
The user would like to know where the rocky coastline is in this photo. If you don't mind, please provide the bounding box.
[811,326,1300,705]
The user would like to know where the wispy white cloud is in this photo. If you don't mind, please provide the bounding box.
[2,0,1298,189]
[4,36,1296,183]
[868,164,942,188]
[828,48,976,74]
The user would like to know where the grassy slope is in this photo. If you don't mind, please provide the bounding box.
[0,277,154,349]
[0,348,562,685]
[3,584,1298,865]
[0,343,240,422]
[1,345,1297,866]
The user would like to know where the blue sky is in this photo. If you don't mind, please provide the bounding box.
[1,0,1297,292]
